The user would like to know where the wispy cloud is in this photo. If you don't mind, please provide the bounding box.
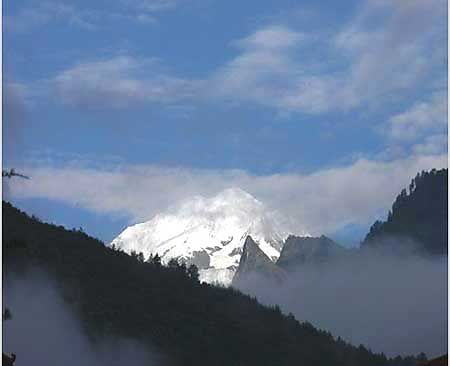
[211,0,446,114]
[7,153,447,236]
[16,0,445,118]
[117,0,180,24]
[4,2,97,32]
[334,0,446,107]
[125,0,178,12]
[207,26,325,113]
[387,92,447,142]
[233,26,307,50]
[49,56,201,107]
[376,91,448,159]
[412,134,448,156]
[4,0,181,33]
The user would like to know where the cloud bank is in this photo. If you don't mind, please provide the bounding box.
[7,153,446,236]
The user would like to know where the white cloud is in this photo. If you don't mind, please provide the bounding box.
[11,0,446,116]
[5,0,179,33]
[233,26,306,50]
[208,25,342,114]
[387,92,447,142]
[208,0,446,114]
[413,134,448,156]
[118,0,179,23]
[8,153,447,236]
[378,91,448,159]
[49,56,201,107]
[129,0,178,12]
[46,27,310,109]
[335,0,446,108]
[208,27,307,109]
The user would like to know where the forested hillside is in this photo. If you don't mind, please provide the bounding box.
[3,201,425,366]
[362,169,447,255]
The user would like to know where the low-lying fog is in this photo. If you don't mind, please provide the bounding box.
[236,247,447,358]
[3,269,164,366]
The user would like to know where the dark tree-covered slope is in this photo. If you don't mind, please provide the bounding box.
[3,201,424,366]
[362,169,447,255]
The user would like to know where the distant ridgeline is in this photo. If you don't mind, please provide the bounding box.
[362,169,447,255]
[3,201,426,366]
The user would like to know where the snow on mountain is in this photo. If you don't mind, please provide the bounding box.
[111,188,307,285]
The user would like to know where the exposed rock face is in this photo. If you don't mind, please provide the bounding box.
[277,235,347,271]
[232,236,286,286]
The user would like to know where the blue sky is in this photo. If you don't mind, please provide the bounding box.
[3,0,448,245]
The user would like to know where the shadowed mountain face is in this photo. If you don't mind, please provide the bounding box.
[277,235,348,270]
[232,236,285,286]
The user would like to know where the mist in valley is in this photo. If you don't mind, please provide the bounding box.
[235,245,447,358]
[3,269,164,366]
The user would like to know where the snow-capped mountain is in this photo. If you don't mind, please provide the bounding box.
[111,188,306,285]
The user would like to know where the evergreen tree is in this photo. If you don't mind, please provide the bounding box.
[187,264,199,281]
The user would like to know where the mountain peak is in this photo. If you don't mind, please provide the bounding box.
[111,189,296,285]
[241,236,266,262]
[216,187,258,201]
[175,187,265,221]
[233,236,286,286]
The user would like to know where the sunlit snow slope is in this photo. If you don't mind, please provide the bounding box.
[111,188,305,285]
